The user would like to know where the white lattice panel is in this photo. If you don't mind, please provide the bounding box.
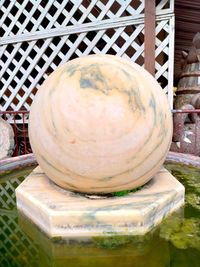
[0,0,174,123]
[155,15,174,104]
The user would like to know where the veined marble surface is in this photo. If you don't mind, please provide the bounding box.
[29,55,172,193]
[16,166,185,238]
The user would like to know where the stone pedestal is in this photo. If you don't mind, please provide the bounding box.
[16,166,185,238]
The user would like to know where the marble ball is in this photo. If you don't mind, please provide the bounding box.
[29,55,172,194]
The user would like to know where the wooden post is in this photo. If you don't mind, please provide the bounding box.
[144,0,156,76]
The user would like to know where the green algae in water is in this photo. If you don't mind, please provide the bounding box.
[111,185,143,197]
[161,163,200,252]
[160,214,200,250]
[165,163,200,215]
[1,163,200,267]
[92,232,153,249]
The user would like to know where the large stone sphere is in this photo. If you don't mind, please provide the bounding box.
[29,55,172,194]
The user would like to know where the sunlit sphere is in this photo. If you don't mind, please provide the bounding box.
[29,55,172,194]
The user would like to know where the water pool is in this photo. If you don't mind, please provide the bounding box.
[0,163,200,267]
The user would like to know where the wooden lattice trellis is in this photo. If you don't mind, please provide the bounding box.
[0,0,174,123]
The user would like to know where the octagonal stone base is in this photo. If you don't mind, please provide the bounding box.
[16,166,185,238]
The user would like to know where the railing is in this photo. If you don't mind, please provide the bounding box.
[0,111,32,156]
[1,109,200,157]
[171,109,200,156]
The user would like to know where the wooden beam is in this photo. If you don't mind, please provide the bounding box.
[144,0,156,76]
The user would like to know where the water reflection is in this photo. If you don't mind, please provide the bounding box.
[18,212,170,267]
[0,167,38,267]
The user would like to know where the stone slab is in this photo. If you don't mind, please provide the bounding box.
[16,166,185,238]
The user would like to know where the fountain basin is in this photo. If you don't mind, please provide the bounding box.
[1,152,200,267]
